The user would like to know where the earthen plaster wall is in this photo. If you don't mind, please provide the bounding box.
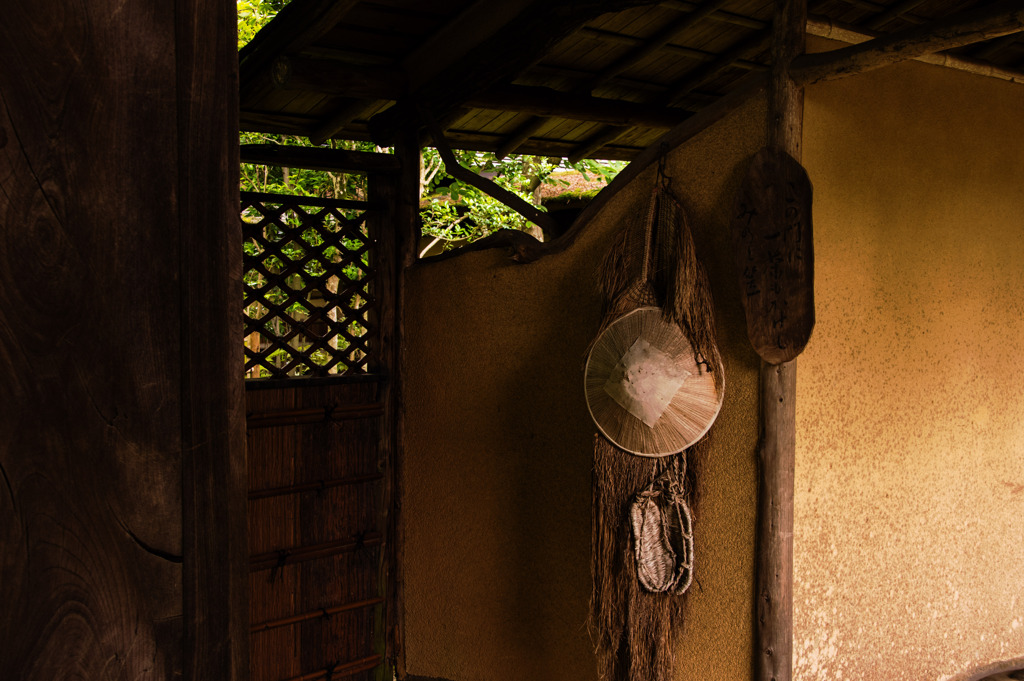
[402,98,765,681]
[797,61,1024,680]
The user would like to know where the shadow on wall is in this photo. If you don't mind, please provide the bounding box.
[971,666,1024,681]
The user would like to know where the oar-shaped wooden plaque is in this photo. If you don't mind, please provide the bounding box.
[730,148,814,364]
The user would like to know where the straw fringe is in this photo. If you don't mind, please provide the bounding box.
[589,182,720,681]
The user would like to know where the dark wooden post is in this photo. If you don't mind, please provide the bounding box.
[0,1,245,679]
[178,0,248,679]
[384,130,422,679]
[756,1,806,681]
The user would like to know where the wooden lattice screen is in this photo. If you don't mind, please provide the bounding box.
[241,170,398,681]
[241,191,380,379]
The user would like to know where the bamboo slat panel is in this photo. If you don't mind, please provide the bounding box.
[248,381,385,681]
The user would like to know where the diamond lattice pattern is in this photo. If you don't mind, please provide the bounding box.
[241,193,378,379]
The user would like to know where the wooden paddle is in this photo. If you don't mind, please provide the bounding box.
[730,147,815,365]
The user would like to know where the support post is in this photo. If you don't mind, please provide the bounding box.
[385,129,421,680]
[756,0,805,680]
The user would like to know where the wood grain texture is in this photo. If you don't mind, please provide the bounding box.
[805,17,1024,85]
[247,383,385,681]
[387,134,422,679]
[755,2,805,681]
[177,0,248,679]
[730,149,814,365]
[757,361,797,681]
[0,0,242,679]
[793,1,1024,85]
[369,167,399,678]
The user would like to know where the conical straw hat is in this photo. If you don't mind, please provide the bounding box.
[585,307,723,456]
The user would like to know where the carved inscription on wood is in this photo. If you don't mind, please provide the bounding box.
[730,148,814,364]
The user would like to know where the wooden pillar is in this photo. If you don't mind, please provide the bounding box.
[178,0,248,679]
[385,129,422,679]
[0,0,245,679]
[756,1,805,681]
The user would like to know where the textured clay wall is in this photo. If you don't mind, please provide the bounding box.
[402,99,765,681]
[797,61,1024,680]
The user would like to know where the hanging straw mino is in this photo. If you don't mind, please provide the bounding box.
[589,177,721,681]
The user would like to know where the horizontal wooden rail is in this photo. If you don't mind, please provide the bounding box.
[241,144,401,174]
[241,190,380,211]
[251,597,385,633]
[244,374,388,391]
[249,473,384,500]
[250,533,382,572]
[246,402,385,429]
[275,655,382,681]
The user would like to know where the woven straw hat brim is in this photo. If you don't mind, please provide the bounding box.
[585,307,723,456]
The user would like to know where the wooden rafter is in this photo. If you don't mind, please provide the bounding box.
[270,57,408,99]
[423,73,767,263]
[660,0,768,30]
[424,118,562,238]
[588,0,733,88]
[497,118,556,158]
[400,0,539,92]
[793,1,1024,85]
[308,0,537,146]
[466,85,689,128]
[864,0,928,30]
[499,0,732,157]
[367,0,664,146]
[807,16,1024,85]
[580,25,768,72]
[310,100,384,147]
[568,22,772,161]
[269,58,693,129]
[239,0,360,93]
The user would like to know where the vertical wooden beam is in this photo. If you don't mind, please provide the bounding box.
[384,131,422,679]
[178,0,248,679]
[757,1,804,681]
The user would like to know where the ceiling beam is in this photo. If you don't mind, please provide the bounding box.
[399,0,539,92]
[240,145,400,174]
[423,73,767,263]
[864,0,928,30]
[589,0,732,88]
[567,24,770,160]
[659,1,768,30]
[368,0,664,145]
[580,26,767,71]
[793,1,1024,85]
[269,58,693,129]
[424,119,562,236]
[496,118,557,158]
[270,57,408,99]
[497,0,731,157]
[466,85,689,127]
[239,0,361,92]
[310,100,385,147]
[807,16,1024,84]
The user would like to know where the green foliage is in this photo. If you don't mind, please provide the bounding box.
[240,132,375,200]
[235,0,625,249]
[419,150,625,249]
[237,0,289,48]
